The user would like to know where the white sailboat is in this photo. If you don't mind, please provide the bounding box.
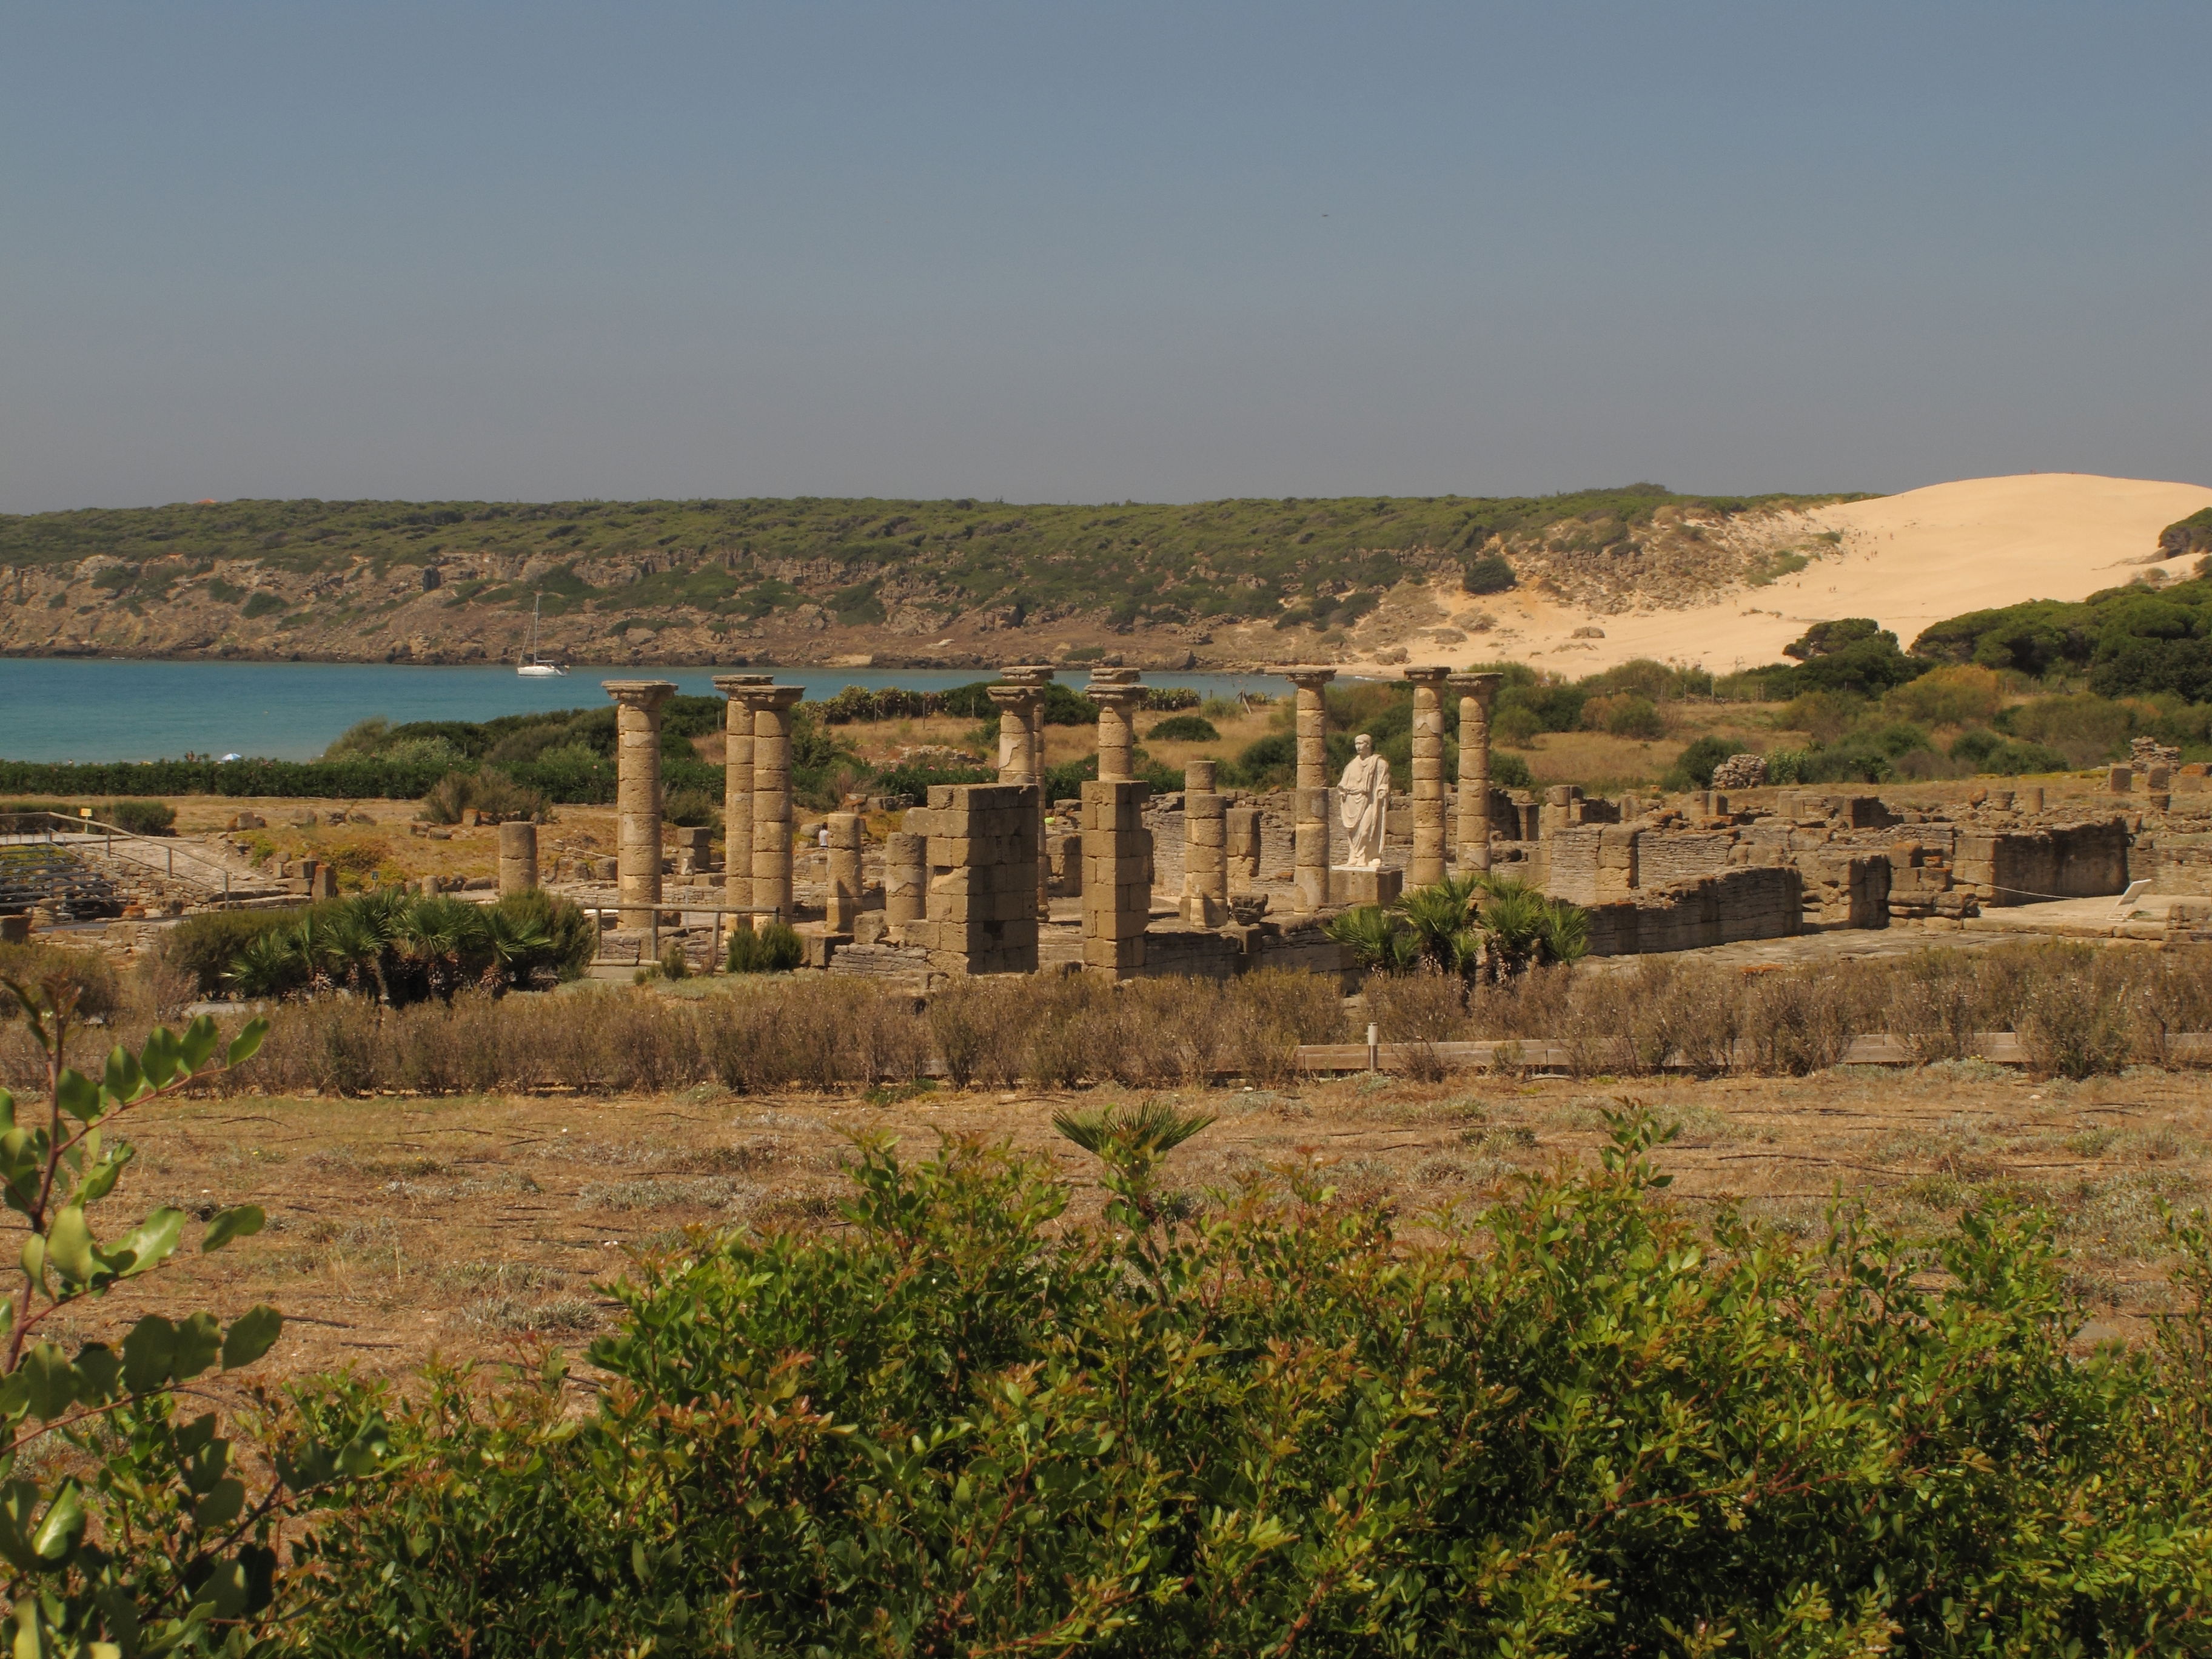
[517,594,566,677]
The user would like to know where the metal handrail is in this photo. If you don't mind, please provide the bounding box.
[0,811,238,895]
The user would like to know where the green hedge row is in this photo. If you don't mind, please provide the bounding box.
[0,754,725,806]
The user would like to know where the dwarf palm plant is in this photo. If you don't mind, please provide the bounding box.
[1394,874,1481,970]
[1052,1096,1216,1227]
[1323,905,1421,973]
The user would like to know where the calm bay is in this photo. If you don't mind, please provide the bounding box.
[0,657,1289,763]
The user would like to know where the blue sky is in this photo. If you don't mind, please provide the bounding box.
[4,1,2207,512]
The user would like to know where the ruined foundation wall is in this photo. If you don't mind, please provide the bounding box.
[1582,866,1803,957]
[898,782,1040,976]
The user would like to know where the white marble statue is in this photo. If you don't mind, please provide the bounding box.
[1338,733,1392,869]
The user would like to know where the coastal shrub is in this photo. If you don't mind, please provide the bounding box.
[418,767,549,825]
[96,797,177,835]
[725,920,803,973]
[283,1117,2212,1655]
[1461,549,1516,592]
[662,786,720,829]
[1666,733,1736,788]
[1144,712,1220,743]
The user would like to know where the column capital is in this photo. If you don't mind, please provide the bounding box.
[1084,683,1146,710]
[1402,665,1451,687]
[602,679,676,710]
[987,683,1042,712]
[1448,670,1503,708]
[711,672,774,696]
[999,663,1057,686]
[734,683,805,712]
[1281,665,1338,691]
[1085,666,1141,686]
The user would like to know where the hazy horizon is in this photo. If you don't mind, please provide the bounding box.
[5,2,2208,516]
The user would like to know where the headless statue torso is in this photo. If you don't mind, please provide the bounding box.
[1338,736,1391,869]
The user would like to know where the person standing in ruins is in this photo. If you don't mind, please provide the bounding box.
[1338,732,1391,869]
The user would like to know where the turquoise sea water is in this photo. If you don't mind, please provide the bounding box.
[0,657,1290,763]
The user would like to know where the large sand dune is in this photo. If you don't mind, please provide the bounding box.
[1419,472,2212,675]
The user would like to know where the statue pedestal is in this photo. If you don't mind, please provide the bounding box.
[1329,865,1402,908]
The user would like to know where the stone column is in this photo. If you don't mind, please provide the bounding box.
[824,811,863,934]
[1284,666,1336,913]
[990,684,1041,785]
[1182,759,1227,925]
[1082,778,1150,977]
[1087,668,1143,782]
[1450,671,1502,872]
[1002,666,1056,919]
[497,821,539,896]
[884,831,926,927]
[603,680,676,929]
[749,685,805,925]
[1404,665,1450,887]
[712,673,773,922]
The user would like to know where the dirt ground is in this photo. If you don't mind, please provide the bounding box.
[33,1059,2205,1395]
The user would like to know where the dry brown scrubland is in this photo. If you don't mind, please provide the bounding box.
[2,939,2210,1386]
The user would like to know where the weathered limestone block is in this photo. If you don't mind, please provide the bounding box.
[825,812,863,933]
[603,679,675,929]
[917,783,1039,974]
[672,825,712,877]
[712,673,772,913]
[1581,866,1803,956]
[497,821,539,896]
[1081,777,1151,977]
[1285,667,1335,913]
[749,685,806,925]
[1328,865,1403,907]
[1952,819,2129,906]
[1797,851,1892,930]
[1225,806,1262,888]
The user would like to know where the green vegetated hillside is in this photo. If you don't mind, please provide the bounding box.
[0,487,1858,665]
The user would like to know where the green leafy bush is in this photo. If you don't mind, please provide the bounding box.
[285,1114,2212,1655]
[1667,734,1737,788]
[1461,549,1516,593]
[0,974,385,1657]
[726,920,803,973]
[418,768,549,825]
[1144,713,1221,743]
[96,799,176,836]
[662,787,720,829]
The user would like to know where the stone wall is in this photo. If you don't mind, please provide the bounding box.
[1952,819,2129,906]
[1582,866,1802,957]
[896,782,1041,976]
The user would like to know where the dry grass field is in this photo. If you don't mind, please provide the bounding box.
[33,1055,2204,1393]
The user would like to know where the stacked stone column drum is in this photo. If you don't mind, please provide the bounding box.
[824,812,863,934]
[902,783,1039,975]
[750,686,805,925]
[1001,665,1057,919]
[1285,667,1336,913]
[1182,759,1227,925]
[1451,671,1502,872]
[712,673,773,919]
[1087,668,1143,782]
[884,831,926,927]
[1082,778,1151,977]
[1404,666,1451,886]
[990,685,1040,785]
[603,680,675,928]
[497,822,539,897]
